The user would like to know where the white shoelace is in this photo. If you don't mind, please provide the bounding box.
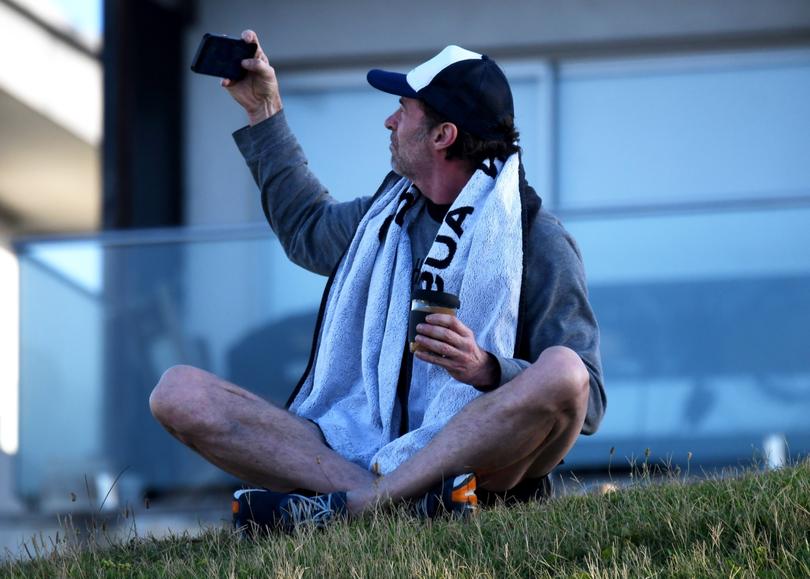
[413,493,433,518]
[283,494,341,527]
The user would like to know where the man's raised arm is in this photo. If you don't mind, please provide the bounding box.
[224,30,376,275]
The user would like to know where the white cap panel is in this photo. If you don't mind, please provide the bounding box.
[405,45,483,92]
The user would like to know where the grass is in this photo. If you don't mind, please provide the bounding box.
[2,460,809,578]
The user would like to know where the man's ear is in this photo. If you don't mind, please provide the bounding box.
[432,122,459,152]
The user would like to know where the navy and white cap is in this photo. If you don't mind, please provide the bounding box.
[367,45,514,140]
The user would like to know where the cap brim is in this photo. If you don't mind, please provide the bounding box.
[367,69,418,98]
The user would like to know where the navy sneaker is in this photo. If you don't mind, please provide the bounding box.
[411,473,478,519]
[232,488,348,534]
[476,474,553,507]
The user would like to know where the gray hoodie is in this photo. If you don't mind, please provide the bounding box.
[233,111,606,435]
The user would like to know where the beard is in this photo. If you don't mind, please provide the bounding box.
[389,126,431,180]
[389,144,410,177]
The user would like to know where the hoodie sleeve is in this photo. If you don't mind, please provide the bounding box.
[233,111,375,276]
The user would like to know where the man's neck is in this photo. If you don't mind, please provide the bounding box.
[413,162,474,205]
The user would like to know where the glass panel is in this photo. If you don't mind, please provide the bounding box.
[28,242,103,295]
[16,206,810,498]
[558,50,810,209]
[18,247,105,505]
[16,232,326,506]
[564,207,810,467]
[569,206,810,285]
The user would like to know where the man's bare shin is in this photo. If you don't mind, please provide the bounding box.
[149,365,375,493]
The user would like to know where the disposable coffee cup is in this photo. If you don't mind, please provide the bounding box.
[408,289,461,353]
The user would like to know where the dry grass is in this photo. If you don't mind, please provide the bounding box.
[2,460,809,577]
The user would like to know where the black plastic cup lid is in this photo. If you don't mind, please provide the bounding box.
[412,289,460,309]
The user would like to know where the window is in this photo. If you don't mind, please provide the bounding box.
[557,49,810,211]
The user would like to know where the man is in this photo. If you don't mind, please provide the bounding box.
[149,31,605,532]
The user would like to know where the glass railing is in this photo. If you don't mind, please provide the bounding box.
[14,216,810,508]
[566,205,810,469]
[14,225,326,509]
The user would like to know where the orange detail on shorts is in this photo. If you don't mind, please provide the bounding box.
[232,500,240,515]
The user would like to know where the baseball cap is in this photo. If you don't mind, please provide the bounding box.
[367,45,514,140]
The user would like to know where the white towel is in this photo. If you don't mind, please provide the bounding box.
[290,153,524,474]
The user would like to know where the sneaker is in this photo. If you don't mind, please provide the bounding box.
[411,473,478,519]
[476,474,553,507]
[232,488,348,534]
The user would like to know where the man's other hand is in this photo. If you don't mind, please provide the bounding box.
[222,29,282,126]
[413,314,499,388]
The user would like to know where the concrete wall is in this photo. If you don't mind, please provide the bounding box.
[194,0,810,65]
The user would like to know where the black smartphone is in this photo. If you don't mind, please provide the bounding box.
[190,33,257,81]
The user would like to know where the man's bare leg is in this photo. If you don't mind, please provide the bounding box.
[345,345,590,512]
[149,365,375,493]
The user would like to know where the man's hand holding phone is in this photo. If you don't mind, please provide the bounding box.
[222,30,282,126]
[191,30,282,126]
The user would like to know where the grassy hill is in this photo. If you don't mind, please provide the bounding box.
[3,461,809,577]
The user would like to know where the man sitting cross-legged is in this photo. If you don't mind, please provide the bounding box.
[149,31,605,532]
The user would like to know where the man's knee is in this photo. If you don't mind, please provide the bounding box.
[149,364,212,433]
[521,346,590,417]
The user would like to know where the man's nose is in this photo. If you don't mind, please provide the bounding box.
[384,110,398,131]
